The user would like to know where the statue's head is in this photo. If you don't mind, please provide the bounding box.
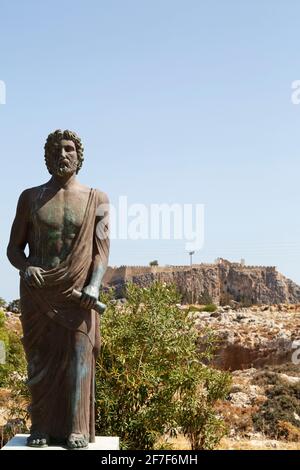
[44,129,84,176]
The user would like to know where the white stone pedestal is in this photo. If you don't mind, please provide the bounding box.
[1,434,119,450]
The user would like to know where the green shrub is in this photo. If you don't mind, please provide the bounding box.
[0,309,6,329]
[0,309,29,448]
[253,380,300,439]
[187,305,200,312]
[0,310,10,387]
[188,304,217,314]
[0,310,26,388]
[201,304,218,313]
[96,282,230,450]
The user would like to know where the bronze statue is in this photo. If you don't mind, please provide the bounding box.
[7,130,110,449]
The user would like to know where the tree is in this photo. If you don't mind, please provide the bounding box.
[149,260,159,266]
[7,299,20,314]
[95,282,230,450]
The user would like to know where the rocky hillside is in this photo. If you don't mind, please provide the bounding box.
[172,302,300,448]
[169,363,300,449]
[188,303,300,370]
[103,260,300,305]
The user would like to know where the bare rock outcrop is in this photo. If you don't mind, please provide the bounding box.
[103,260,300,305]
[194,305,300,370]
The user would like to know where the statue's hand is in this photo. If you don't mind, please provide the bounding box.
[23,266,45,288]
[80,285,100,310]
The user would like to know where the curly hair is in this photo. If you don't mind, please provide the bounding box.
[44,129,84,175]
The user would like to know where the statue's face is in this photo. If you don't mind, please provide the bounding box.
[51,139,79,177]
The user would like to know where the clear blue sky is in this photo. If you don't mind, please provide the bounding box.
[1,0,300,301]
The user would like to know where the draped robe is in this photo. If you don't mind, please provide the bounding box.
[20,188,109,442]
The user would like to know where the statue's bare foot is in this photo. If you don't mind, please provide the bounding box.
[66,433,89,449]
[27,431,49,447]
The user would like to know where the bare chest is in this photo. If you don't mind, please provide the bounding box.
[31,189,90,234]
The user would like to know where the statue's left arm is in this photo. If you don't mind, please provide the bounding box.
[80,191,110,309]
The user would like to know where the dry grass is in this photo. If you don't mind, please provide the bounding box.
[158,434,300,450]
[0,389,11,426]
[217,437,300,450]
[0,388,10,406]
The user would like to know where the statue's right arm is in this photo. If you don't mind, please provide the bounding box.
[7,189,31,273]
[7,190,45,288]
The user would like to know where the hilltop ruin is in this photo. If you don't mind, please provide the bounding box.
[103,259,300,305]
